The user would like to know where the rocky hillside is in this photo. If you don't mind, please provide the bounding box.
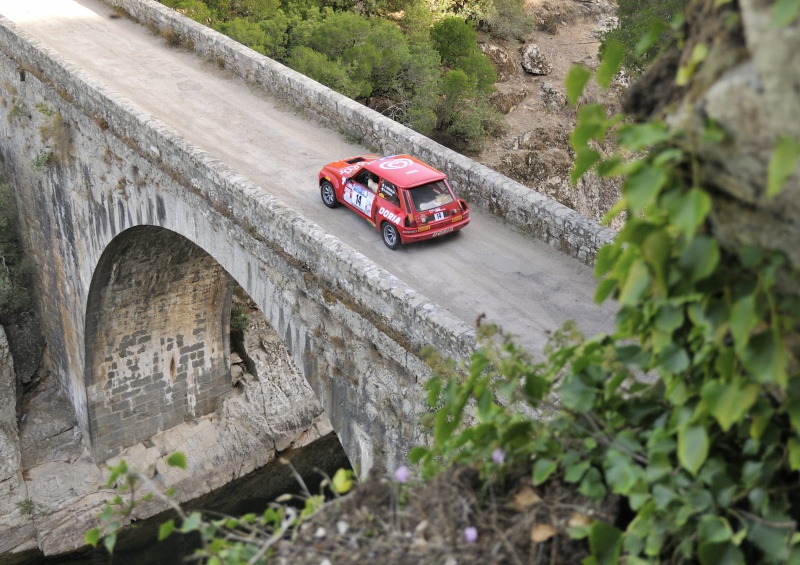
[476,0,625,228]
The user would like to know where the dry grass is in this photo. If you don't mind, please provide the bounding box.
[270,465,618,564]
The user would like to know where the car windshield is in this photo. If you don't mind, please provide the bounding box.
[408,181,454,212]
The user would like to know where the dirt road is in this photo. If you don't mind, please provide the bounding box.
[0,0,615,355]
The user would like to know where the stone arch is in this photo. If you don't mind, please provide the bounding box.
[84,226,233,462]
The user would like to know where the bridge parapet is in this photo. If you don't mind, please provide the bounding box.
[106,0,616,265]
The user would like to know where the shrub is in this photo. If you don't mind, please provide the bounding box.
[431,17,478,67]
[478,0,533,40]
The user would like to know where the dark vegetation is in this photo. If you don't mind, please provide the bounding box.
[0,182,33,324]
[158,0,533,152]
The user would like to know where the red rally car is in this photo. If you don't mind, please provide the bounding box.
[318,154,470,249]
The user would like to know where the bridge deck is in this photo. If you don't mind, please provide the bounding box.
[0,0,615,355]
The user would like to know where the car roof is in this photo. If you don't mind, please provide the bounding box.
[364,155,446,188]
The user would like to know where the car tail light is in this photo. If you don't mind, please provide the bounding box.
[405,215,416,228]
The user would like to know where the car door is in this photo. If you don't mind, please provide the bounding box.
[375,179,405,228]
[343,168,378,223]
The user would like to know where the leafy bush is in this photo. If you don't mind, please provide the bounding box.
[159,0,505,151]
[477,0,533,40]
[431,17,478,67]
[412,40,800,564]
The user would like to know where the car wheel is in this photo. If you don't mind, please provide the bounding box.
[320,181,339,208]
[381,222,401,250]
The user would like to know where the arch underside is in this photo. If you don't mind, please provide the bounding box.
[84,226,233,461]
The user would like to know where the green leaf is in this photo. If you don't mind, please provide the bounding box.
[597,39,624,89]
[642,230,671,291]
[425,377,442,406]
[787,438,800,471]
[588,521,623,565]
[771,0,800,26]
[698,541,746,565]
[678,424,709,476]
[618,260,651,306]
[166,452,187,470]
[103,532,117,555]
[571,147,601,185]
[624,165,668,214]
[565,64,591,106]
[85,528,101,548]
[767,135,800,196]
[676,43,709,86]
[532,458,558,486]
[729,294,758,351]
[559,375,597,412]
[701,380,759,432]
[180,512,202,533]
[635,19,668,56]
[332,468,354,494]
[669,188,711,237]
[158,519,175,541]
[571,104,609,149]
[678,235,719,282]
[741,330,787,385]
[595,244,621,278]
[579,468,607,500]
[595,277,617,304]
[617,122,671,151]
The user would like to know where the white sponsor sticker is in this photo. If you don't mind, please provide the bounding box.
[379,158,413,170]
[378,207,402,225]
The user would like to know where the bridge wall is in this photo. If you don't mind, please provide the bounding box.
[0,16,474,470]
[107,0,616,265]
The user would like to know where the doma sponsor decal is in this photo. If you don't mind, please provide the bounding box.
[378,207,402,225]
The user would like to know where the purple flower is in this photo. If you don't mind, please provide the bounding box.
[492,448,505,465]
[394,465,409,484]
[464,526,478,544]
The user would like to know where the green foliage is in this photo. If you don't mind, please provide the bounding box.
[159,0,503,151]
[412,36,800,564]
[600,0,689,75]
[476,0,533,41]
[230,303,251,334]
[431,17,478,67]
[87,454,355,563]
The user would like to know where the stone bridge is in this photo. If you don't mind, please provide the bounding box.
[0,0,614,480]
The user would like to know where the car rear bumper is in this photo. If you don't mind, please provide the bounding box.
[400,216,470,244]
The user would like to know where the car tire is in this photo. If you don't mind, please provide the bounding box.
[320,181,339,208]
[381,222,401,250]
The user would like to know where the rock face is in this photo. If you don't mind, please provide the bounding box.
[626,0,800,277]
[489,84,528,114]
[0,327,35,556]
[520,43,553,75]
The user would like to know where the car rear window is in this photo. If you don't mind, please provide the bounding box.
[408,181,454,212]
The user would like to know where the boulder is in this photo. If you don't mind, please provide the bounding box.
[489,85,528,114]
[520,43,552,75]
[482,44,518,82]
